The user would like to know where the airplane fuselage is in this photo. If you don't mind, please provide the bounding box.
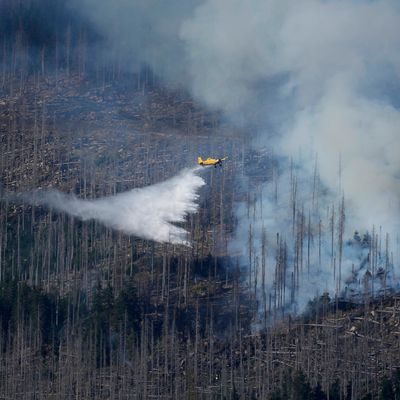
[197,156,227,167]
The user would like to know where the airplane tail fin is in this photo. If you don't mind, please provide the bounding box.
[197,157,203,164]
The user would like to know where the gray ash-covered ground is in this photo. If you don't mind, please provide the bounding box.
[1,72,399,399]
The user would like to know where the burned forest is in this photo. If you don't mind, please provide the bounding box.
[1,1,400,399]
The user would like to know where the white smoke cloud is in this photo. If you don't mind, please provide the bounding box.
[179,0,400,313]
[181,1,400,105]
[72,0,201,81]
[180,0,400,235]
[230,165,388,317]
[72,0,400,311]
[12,168,205,245]
[281,85,400,233]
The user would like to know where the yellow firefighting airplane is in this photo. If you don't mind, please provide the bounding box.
[197,156,228,167]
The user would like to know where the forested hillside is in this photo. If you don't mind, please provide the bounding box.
[1,1,400,399]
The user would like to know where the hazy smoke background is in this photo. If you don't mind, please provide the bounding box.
[183,1,400,314]
[3,0,397,311]
[73,0,400,236]
[7,168,205,245]
[180,0,400,311]
[181,0,400,236]
[70,0,400,310]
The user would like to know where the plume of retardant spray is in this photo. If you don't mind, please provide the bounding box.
[6,168,205,246]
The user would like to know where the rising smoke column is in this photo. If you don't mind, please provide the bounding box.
[71,0,400,310]
[179,0,400,312]
[74,0,400,235]
[180,0,400,236]
[7,168,205,245]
